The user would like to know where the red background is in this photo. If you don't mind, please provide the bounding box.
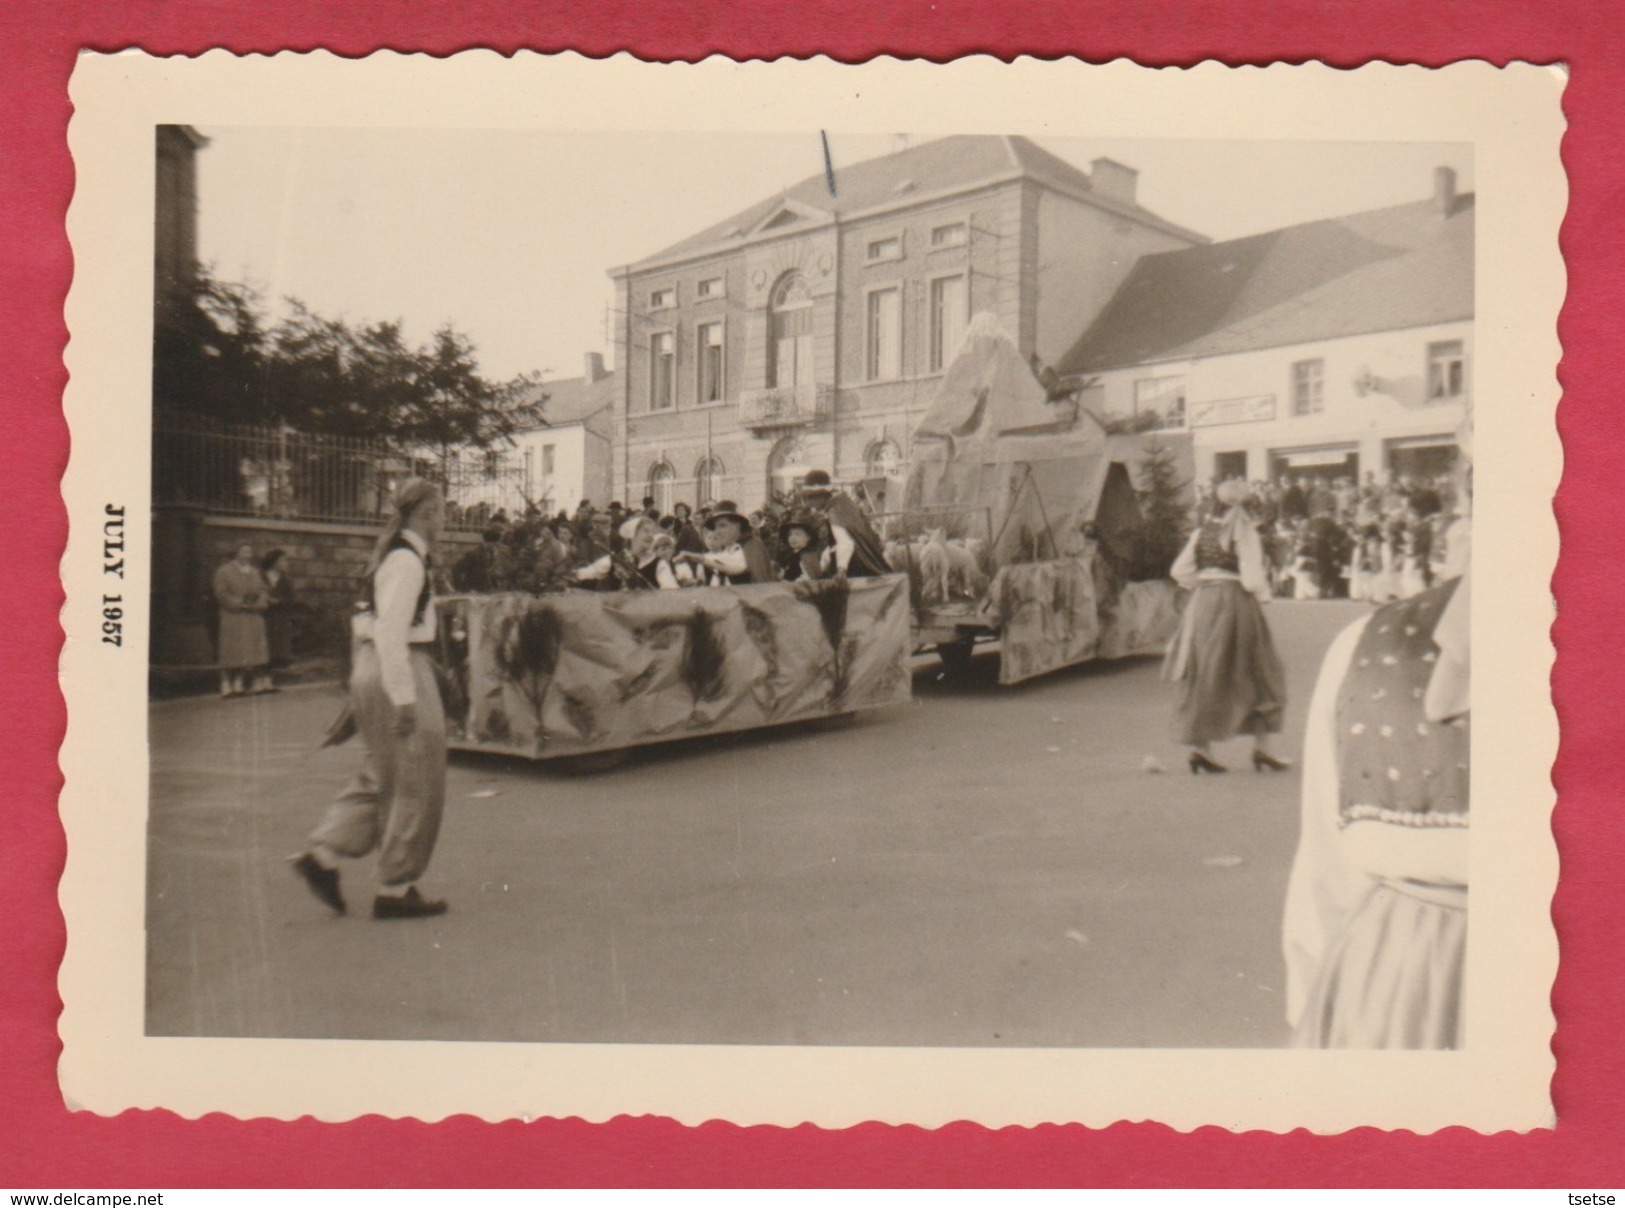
[1,1,1618,1187]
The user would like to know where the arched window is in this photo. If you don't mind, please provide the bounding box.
[647,461,676,515]
[694,456,725,506]
[865,438,904,480]
[766,434,809,503]
[769,272,814,389]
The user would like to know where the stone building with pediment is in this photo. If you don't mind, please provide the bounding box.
[607,136,1205,511]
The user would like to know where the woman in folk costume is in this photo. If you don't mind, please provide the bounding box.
[1282,414,1472,1048]
[1347,525,1383,603]
[291,478,450,920]
[620,515,681,589]
[778,513,829,583]
[260,547,297,673]
[1165,478,1290,774]
[212,542,272,697]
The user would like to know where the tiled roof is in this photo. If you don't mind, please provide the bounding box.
[513,373,615,429]
[631,135,1201,268]
[1056,192,1474,374]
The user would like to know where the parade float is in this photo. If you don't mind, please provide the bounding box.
[877,313,1191,685]
[433,574,913,763]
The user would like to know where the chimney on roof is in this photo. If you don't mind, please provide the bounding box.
[1434,166,1458,214]
[584,351,608,383]
[1090,157,1138,204]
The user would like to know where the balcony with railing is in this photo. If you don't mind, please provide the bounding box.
[736,381,834,431]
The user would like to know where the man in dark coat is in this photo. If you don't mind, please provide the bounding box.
[798,469,889,578]
[685,506,775,584]
[1279,474,1308,523]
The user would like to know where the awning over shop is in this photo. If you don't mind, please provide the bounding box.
[1280,448,1357,468]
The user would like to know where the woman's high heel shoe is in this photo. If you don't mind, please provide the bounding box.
[1189,751,1228,775]
[1252,750,1291,773]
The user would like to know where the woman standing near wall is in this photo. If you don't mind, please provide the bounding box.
[261,548,297,677]
[212,542,271,697]
[1164,479,1290,774]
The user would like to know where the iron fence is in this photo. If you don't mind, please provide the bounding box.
[153,411,528,530]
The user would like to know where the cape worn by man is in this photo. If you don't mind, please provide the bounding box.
[801,470,888,578]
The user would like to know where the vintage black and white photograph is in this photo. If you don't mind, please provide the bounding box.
[60,55,1561,1129]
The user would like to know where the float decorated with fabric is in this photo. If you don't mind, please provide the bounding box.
[876,313,1190,685]
[433,575,912,761]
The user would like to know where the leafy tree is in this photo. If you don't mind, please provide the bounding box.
[154,269,545,458]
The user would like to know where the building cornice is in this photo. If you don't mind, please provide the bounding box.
[612,165,1203,281]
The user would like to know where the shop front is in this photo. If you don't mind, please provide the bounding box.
[1385,435,1458,481]
[1270,443,1360,484]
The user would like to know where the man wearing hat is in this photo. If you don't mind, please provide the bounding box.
[683,501,775,585]
[799,470,888,578]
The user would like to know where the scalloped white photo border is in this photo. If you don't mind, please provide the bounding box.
[59,52,1564,1131]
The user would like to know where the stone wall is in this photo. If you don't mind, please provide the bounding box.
[151,506,479,666]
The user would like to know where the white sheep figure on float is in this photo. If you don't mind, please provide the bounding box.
[888,527,989,606]
[897,310,1104,604]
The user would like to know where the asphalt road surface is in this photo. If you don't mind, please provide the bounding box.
[146,599,1367,1048]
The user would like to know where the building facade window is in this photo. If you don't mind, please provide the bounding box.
[1132,375,1187,429]
[866,235,903,263]
[865,438,904,480]
[647,461,676,514]
[929,274,969,372]
[697,321,725,403]
[542,444,555,476]
[1427,340,1466,401]
[931,222,967,248]
[767,433,809,500]
[695,455,724,505]
[769,273,814,389]
[697,276,724,299]
[650,331,676,410]
[1291,358,1325,415]
[866,287,902,381]
[649,287,675,310]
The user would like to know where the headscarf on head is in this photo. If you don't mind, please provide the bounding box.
[364,476,442,580]
[1425,402,1474,722]
[1212,478,1254,552]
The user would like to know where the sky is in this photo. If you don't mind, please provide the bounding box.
[193,130,1473,384]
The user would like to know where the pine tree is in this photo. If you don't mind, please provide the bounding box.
[1132,437,1193,580]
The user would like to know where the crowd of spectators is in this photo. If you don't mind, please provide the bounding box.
[1195,470,1465,603]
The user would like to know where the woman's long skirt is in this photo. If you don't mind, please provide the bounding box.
[1168,579,1286,745]
[217,609,269,671]
[266,606,295,665]
[1293,881,1467,1049]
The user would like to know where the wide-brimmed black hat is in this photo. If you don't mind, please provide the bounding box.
[704,509,752,535]
[782,512,821,540]
[800,470,835,495]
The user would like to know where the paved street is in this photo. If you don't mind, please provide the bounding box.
[146,599,1366,1048]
